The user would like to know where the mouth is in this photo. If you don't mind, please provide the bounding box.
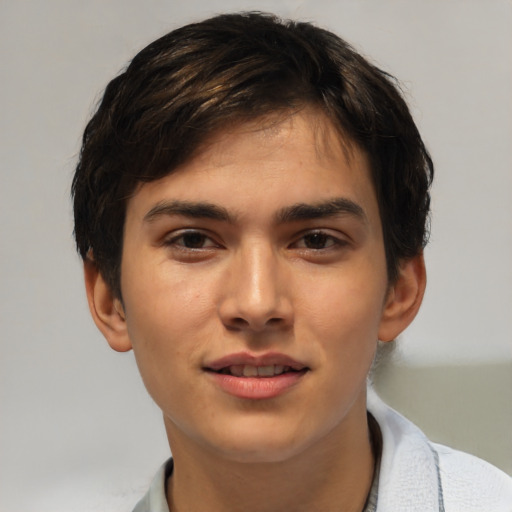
[208,364,306,378]
[204,353,309,399]
[204,352,309,376]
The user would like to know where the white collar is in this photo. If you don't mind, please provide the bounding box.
[367,388,444,511]
[134,389,446,512]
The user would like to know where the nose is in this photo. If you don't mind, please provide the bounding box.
[218,242,294,332]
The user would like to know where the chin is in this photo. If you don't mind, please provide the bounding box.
[201,419,323,465]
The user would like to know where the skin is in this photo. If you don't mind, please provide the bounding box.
[85,109,425,512]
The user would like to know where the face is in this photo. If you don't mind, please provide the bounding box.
[117,111,394,463]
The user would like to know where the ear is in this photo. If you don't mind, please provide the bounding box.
[378,253,426,342]
[83,259,132,352]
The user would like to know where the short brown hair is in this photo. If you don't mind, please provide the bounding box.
[72,12,433,298]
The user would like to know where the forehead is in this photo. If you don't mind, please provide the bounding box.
[126,110,379,227]
[194,109,358,175]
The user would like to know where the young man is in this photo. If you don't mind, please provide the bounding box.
[72,12,512,512]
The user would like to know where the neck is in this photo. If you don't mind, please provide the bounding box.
[165,400,375,512]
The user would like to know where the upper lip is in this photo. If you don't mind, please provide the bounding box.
[204,352,308,372]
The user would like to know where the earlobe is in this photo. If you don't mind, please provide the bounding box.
[378,254,426,342]
[83,259,132,352]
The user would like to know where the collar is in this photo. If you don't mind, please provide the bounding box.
[133,388,445,512]
[367,387,444,512]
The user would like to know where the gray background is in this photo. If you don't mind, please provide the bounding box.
[1,1,511,510]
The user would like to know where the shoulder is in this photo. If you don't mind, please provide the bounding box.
[367,388,512,511]
[433,442,512,511]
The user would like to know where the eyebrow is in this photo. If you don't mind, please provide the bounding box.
[143,200,234,223]
[275,198,367,224]
[143,197,367,225]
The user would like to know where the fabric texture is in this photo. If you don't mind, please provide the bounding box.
[133,389,512,511]
[366,389,512,511]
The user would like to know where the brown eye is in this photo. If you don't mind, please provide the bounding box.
[180,232,209,248]
[303,232,330,249]
[301,232,339,249]
[291,230,348,252]
[165,230,217,249]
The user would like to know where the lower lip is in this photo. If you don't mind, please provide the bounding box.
[207,370,307,400]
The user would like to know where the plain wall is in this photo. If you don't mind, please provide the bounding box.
[1,1,511,510]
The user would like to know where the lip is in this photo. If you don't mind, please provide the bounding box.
[204,351,309,400]
[205,352,307,372]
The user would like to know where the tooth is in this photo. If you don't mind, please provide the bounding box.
[274,365,284,375]
[230,365,244,377]
[243,365,258,377]
[257,365,274,377]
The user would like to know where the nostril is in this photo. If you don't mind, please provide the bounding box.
[225,317,250,330]
[225,316,284,332]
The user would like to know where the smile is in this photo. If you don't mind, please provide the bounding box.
[215,364,301,377]
[204,353,309,399]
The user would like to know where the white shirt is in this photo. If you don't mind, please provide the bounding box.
[133,389,512,511]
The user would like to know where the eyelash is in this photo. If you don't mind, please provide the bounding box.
[163,229,347,253]
[163,230,220,250]
[290,230,347,251]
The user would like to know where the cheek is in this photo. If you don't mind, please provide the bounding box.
[123,258,214,335]
[300,266,387,360]
[120,262,217,394]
